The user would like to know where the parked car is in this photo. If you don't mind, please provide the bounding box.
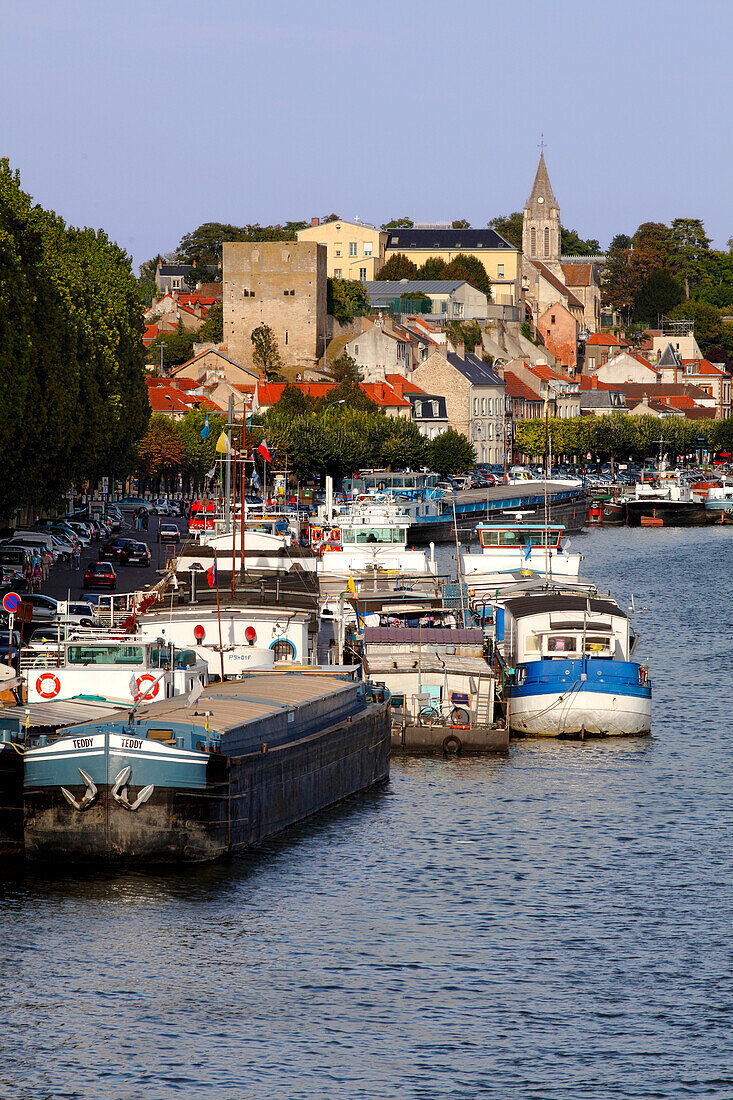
[23,594,61,623]
[119,497,153,513]
[119,541,151,567]
[83,561,116,589]
[0,631,21,662]
[100,537,135,562]
[152,499,177,516]
[159,523,180,544]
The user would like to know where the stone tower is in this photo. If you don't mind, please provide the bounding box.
[522,153,562,274]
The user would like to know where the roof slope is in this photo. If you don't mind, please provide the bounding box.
[386,229,516,251]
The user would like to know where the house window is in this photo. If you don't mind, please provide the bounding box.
[530,227,536,255]
[172,278,181,289]
[551,314,556,324]
[432,401,439,415]
[285,330,288,345]
[334,268,342,279]
[481,397,486,415]
[497,264,504,278]
[349,242,357,257]
[354,345,359,354]
[544,227,550,257]
[473,397,479,415]
[335,250,341,257]
[359,268,367,281]
[364,242,373,257]
[441,301,447,313]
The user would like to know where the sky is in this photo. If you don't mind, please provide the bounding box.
[1,0,731,272]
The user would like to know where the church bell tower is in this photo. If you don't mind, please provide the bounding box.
[522,150,562,274]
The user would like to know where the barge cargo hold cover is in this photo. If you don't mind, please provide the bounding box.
[23,672,390,864]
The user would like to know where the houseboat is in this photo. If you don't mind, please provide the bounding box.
[311,501,437,578]
[23,671,391,864]
[499,593,651,737]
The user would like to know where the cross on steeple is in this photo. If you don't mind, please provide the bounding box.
[538,132,547,155]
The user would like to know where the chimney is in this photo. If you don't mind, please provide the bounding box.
[311,216,320,227]
[455,342,465,360]
[591,376,598,389]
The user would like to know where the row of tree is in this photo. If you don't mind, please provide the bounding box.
[374,252,492,298]
[515,413,733,464]
[0,160,150,520]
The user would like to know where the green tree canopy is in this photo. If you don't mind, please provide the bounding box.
[416,256,449,280]
[251,324,283,380]
[327,278,370,324]
[561,227,601,255]
[452,219,471,229]
[668,217,712,299]
[381,217,413,229]
[193,299,223,344]
[667,300,723,354]
[375,253,418,280]
[443,254,491,298]
[427,430,476,478]
[487,213,523,249]
[633,269,684,324]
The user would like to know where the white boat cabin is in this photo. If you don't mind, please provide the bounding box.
[498,595,635,667]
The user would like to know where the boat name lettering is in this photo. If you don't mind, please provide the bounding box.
[73,738,93,749]
[121,738,144,750]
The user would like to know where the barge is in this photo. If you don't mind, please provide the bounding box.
[23,671,390,864]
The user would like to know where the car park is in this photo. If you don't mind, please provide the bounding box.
[159,523,180,543]
[83,561,116,589]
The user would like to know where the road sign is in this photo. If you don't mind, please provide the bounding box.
[2,592,21,614]
[101,477,109,492]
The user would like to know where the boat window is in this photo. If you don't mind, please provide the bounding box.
[545,635,577,654]
[341,529,355,543]
[67,645,144,665]
[355,528,393,544]
[272,638,296,661]
[584,637,612,655]
[393,528,407,544]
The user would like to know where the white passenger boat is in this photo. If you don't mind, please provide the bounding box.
[175,520,317,575]
[461,522,581,591]
[24,635,207,705]
[498,593,651,737]
[705,481,733,515]
[312,501,436,578]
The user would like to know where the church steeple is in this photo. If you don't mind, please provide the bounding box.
[522,151,562,270]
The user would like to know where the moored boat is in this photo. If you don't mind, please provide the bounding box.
[499,593,651,737]
[461,521,581,592]
[23,671,391,864]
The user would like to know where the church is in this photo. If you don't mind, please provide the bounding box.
[521,152,603,373]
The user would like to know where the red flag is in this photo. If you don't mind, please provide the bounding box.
[257,438,272,463]
[206,563,217,588]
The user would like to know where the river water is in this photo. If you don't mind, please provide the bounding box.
[2,527,732,1099]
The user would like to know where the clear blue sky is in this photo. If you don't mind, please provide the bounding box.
[2,0,730,271]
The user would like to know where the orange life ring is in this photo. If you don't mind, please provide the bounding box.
[311,528,323,543]
[36,673,61,700]
[135,674,160,700]
[330,528,341,542]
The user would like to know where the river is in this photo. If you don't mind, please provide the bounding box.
[1,526,732,1099]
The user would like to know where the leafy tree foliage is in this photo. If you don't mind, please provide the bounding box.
[375,253,418,280]
[324,352,363,385]
[194,299,223,344]
[427,430,477,478]
[0,159,150,518]
[668,217,712,299]
[609,233,632,251]
[515,413,730,462]
[442,254,491,298]
[667,300,723,354]
[452,219,471,229]
[251,324,283,380]
[381,217,413,229]
[274,384,319,416]
[561,227,601,255]
[319,379,377,412]
[176,221,307,266]
[137,414,186,476]
[633,269,683,324]
[445,319,483,352]
[631,222,672,281]
[487,213,523,249]
[327,278,370,324]
[147,327,198,369]
[417,257,449,280]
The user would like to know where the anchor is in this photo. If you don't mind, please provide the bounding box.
[60,768,98,812]
[111,766,154,812]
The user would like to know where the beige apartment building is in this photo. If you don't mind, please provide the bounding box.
[296,218,387,281]
[223,241,327,371]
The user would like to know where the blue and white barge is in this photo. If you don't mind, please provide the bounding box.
[23,672,390,864]
[499,594,651,737]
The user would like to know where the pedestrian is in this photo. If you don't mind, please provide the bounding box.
[143,510,149,531]
[73,544,81,570]
[32,558,42,593]
[41,549,51,582]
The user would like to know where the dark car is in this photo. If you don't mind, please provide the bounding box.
[0,631,21,663]
[83,561,116,589]
[119,542,151,567]
[101,537,135,562]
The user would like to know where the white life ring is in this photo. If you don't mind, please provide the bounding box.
[135,674,159,700]
[36,673,61,700]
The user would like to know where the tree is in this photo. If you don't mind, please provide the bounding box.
[668,300,723,354]
[444,253,491,298]
[427,430,476,478]
[327,278,370,324]
[374,253,418,280]
[631,222,671,282]
[609,233,632,251]
[325,352,363,384]
[633,269,683,324]
[381,217,413,229]
[193,299,223,344]
[488,213,523,249]
[137,415,185,477]
[147,326,198,370]
[320,378,376,411]
[176,222,240,266]
[272,384,319,416]
[251,324,283,380]
[380,418,428,470]
[561,227,601,255]
[417,256,449,280]
[452,219,471,229]
[446,319,483,352]
[602,240,639,320]
[322,213,340,223]
[668,217,712,299]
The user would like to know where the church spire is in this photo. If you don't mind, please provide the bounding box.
[526,152,557,210]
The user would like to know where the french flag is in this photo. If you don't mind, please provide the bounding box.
[206,563,217,588]
[257,438,272,463]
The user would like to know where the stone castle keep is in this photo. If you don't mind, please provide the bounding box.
[223,241,327,371]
